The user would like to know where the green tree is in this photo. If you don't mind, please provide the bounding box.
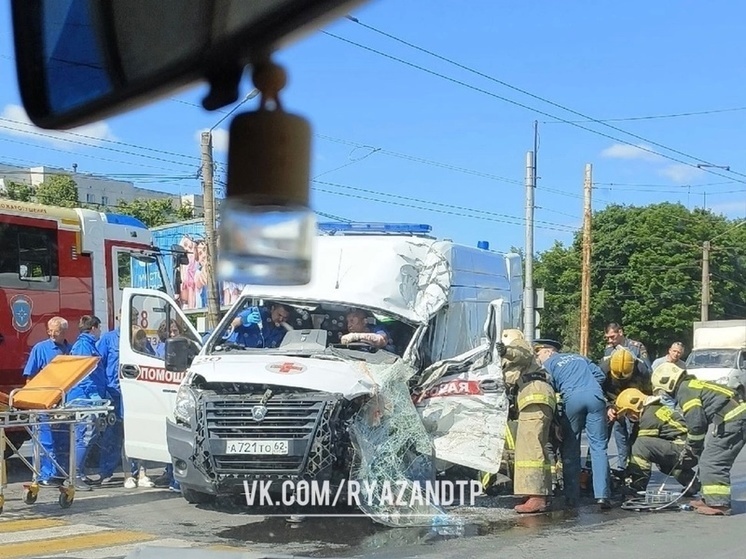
[114,198,196,228]
[34,175,79,207]
[534,203,746,361]
[3,180,35,202]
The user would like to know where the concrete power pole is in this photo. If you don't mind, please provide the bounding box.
[523,150,536,343]
[579,164,593,356]
[200,131,221,330]
[701,240,711,321]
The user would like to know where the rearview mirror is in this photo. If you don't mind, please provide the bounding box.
[11,0,366,129]
[164,336,200,372]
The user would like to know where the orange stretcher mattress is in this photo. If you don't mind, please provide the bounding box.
[7,355,100,410]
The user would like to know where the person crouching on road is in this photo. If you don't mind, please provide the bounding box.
[496,329,556,514]
[67,315,108,492]
[534,339,611,510]
[600,347,652,470]
[652,363,746,516]
[614,388,700,496]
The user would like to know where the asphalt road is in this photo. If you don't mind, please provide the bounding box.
[1,445,744,559]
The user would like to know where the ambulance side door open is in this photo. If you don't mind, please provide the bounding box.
[119,287,201,463]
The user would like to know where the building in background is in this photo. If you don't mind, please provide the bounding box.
[0,163,204,216]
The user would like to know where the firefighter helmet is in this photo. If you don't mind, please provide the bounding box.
[502,329,525,345]
[609,347,636,380]
[615,388,647,416]
[651,362,686,394]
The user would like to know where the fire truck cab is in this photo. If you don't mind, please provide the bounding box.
[0,200,171,446]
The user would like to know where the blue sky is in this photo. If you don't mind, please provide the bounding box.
[1,0,745,254]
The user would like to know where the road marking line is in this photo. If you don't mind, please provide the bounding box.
[0,529,156,559]
[2,523,110,543]
[35,538,199,559]
[0,518,69,532]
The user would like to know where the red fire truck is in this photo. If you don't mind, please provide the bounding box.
[0,199,172,453]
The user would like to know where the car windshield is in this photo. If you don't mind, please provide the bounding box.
[686,349,740,369]
[206,296,414,358]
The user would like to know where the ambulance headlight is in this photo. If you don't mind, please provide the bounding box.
[174,385,196,427]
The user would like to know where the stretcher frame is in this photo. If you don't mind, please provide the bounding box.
[0,387,115,514]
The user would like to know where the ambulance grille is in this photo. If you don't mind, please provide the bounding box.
[200,392,337,476]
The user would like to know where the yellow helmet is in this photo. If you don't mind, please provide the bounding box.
[651,362,686,394]
[615,388,647,416]
[502,329,525,345]
[609,347,636,380]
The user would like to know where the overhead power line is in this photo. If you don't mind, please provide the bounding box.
[333,18,746,184]
[542,106,746,124]
[312,179,577,233]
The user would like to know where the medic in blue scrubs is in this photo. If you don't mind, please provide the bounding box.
[229,303,291,348]
[67,315,108,491]
[22,316,72,484]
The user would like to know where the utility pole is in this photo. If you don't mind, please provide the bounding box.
[579,164,593,356]
[523,149,536,343]
[201,131,221,330]
[701,240,710,322]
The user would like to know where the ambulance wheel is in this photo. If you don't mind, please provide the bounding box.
[59,492,74,509]
[182,488,214,505]
[23,490,37,505]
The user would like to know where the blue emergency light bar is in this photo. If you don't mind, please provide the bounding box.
[317,222,432,235]
[104,213,148,229]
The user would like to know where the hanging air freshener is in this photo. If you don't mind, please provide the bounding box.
[218,59,315,285]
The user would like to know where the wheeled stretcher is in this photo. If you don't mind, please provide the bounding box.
[0,355,115,514]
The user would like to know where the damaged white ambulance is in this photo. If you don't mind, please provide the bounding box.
[118,224,521,524]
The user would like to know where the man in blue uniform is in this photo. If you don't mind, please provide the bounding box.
[534,339,611,510]
[22,316,71,485]
[229,303,291,348]
[67,315,108,491]
[602,322,652,470]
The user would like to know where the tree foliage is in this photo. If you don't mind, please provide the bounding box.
[114,197,195,228]
[535,202,746,361]
[4,180,34,202]
[34,175,79,207]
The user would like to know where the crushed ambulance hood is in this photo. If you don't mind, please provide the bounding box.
[187,353,377,399]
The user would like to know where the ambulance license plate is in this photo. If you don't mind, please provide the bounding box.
[225,440,289,455]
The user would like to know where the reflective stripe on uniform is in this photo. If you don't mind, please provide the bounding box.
[638,429,660,437]
[629,455,651,470]
[505,425,515,450]
[514,460,551,470]
[723,402,746,422]
[518,393,556,409]
[702,484,731,496]
[655,407,688,434]
[682,398,703,412]
[689,379,735,397]
[687,433,706,441]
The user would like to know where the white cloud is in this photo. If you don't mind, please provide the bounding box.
[658,163,705,184]
[601,142,710,185]
[195,128,229,154]
[600,143,662,163]
[0,104,116,147]
[707,200,746,218]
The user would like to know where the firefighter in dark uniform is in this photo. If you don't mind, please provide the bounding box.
[652,363,746,515]
[495,329,556,513]
[598,347,653,470]
[614,388,700,495]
